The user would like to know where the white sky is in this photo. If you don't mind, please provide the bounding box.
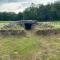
[0,0,58,13]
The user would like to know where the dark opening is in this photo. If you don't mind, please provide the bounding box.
[24,23,32,30]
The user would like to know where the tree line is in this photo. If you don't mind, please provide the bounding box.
[0,2,60,21]
[0,12,23,21]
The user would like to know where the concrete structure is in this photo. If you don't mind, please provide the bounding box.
[19,20,37,30]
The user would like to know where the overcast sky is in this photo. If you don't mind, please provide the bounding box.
[0,0,58,13]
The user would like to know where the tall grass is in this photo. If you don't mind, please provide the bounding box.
[0,33,60,60]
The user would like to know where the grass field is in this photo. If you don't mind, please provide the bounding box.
[0,21,60,30]
[0,21,23,30]
[0,21,60,60]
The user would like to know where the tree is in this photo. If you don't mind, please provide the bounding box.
[17,12,23,20]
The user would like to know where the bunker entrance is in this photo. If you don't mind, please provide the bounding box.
[20,20,37,30]
[24,23,32,30]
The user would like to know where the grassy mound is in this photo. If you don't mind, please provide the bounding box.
[0,21,60,60]
[35,29,60,36]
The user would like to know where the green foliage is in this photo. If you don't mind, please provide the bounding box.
[0,12,18,21]
[23,2,60,21]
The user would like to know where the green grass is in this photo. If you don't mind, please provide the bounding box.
[0,21,23,30]
[38,21,60,29]
[0,32,60,60]
[0,21,16,23]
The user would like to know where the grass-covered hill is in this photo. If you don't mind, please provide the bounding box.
[0,21,60,60]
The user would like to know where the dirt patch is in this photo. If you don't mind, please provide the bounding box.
[0,30,26,36]
[0,28,60,36]
[35,29,60,36]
